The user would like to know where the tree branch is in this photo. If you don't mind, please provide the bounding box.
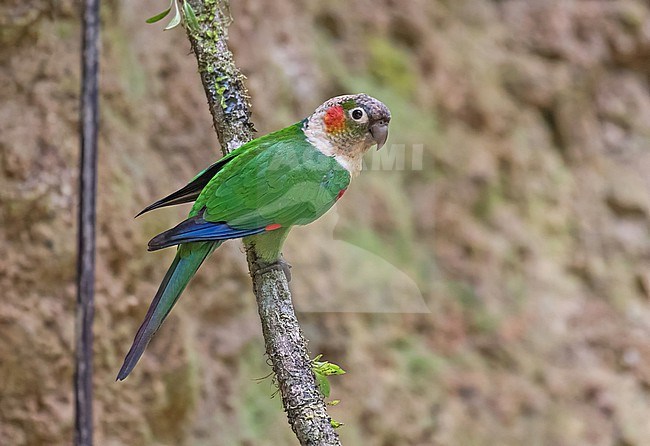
[183,1,341,444]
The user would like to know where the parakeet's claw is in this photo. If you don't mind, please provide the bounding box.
[279,256,292,282]
[254,256,292,282]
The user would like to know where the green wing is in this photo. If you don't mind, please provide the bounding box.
[136,135,259,217]
[195,123,350,229]
[147,122,350,250]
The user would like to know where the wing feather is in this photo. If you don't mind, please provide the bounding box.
[151,122,352,246]
[136,151,240,217]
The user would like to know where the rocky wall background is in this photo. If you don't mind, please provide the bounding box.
[2,0,650,445]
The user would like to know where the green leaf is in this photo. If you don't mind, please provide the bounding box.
[313,359,346,376]
[311,354,345,398]
[182,0,200,33]
[146,7,172,23]
[146,0,174,23]
[324,363,346,376]
[330,420,344,429]
[315,372,331,397]
[164,1,182,30]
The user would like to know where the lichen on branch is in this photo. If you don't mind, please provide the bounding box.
[185,0,254,152]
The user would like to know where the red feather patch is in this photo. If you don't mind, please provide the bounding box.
[265,223,282,231]
[324,105,345,133]
[336,188,347,200]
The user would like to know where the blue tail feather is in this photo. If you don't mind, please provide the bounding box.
[117,241,218,380]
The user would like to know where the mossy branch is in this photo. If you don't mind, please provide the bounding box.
[182,1,341,444]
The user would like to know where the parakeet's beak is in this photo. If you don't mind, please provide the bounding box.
[370,121,389,150]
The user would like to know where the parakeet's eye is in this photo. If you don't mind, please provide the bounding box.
[349,107,368,123]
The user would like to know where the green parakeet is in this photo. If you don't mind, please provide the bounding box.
[117,94,391,380]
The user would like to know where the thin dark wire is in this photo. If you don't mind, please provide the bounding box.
[75,0,99,443]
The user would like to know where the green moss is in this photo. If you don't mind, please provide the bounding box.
[367,36,418,98]
[190,0,240,115]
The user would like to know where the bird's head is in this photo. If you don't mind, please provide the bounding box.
[304,94,391,175]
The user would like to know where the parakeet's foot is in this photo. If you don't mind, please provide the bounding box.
[254,256,292,282]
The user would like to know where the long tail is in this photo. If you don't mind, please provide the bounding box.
[117,241,219,380]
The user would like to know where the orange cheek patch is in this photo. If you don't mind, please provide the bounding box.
[324,105,345,133]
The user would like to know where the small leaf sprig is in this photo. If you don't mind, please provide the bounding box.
[312,354,346,429]
[146,0,199,32]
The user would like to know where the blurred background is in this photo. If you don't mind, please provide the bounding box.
[2,0,650,444]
